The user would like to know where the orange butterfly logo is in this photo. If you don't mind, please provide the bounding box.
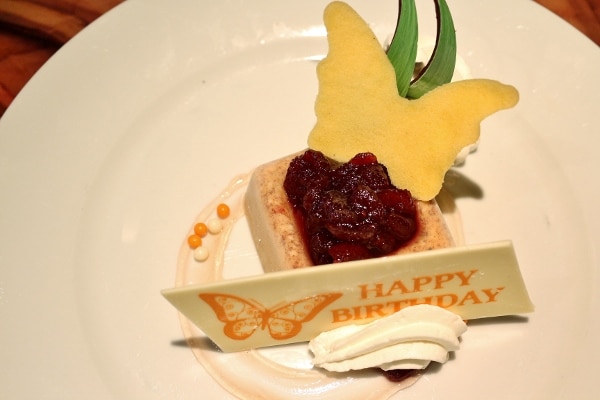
[199,292,343,341]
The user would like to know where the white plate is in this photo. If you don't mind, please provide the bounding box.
[1,0,598,399]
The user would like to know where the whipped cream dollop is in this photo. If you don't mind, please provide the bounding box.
[309,304,467,372]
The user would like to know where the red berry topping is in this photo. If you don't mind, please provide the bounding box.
[381,368,416,382]
[284,150,418,265]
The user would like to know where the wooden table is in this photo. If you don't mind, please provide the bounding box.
[0,0,598,117]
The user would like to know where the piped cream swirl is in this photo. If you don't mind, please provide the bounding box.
[309,304,467,372]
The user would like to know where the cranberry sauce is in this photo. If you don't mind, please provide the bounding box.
[283,150,418,265]
[381,368,418,382]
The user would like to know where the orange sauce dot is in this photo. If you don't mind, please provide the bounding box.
[187,234,202,249]
[194,222,208,237]
[216,203,230,219]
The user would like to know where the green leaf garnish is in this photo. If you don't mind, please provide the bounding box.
[408,0,456,98]
[387,0,457,99]
[386,0,418,97]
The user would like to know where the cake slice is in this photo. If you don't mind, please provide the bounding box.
[245,151,454,273]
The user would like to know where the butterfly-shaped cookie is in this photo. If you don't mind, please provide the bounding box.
[199,292,342,341]
[308,2,519,201]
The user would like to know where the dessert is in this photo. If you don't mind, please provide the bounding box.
[240,0,517,380]
[163,1,530,397]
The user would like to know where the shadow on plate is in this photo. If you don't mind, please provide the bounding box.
[443,168,484,200]
[171,336,223,352]
[465,314,530,326]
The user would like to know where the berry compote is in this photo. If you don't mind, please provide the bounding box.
[283,149,418,265]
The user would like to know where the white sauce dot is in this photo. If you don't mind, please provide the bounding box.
[207,218,223,234]
[194,246,209,262]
